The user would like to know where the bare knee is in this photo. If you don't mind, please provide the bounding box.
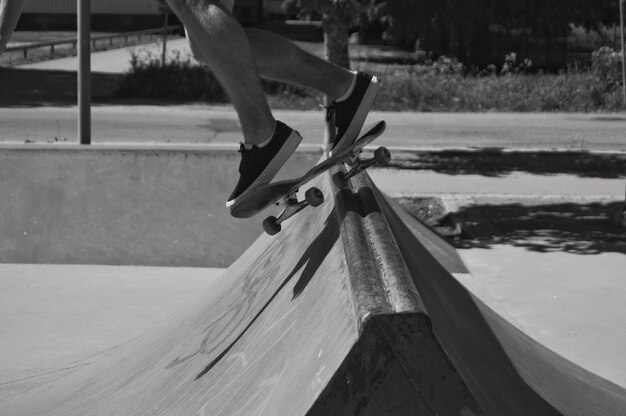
[173,1,237,63]
[166,0,232,19]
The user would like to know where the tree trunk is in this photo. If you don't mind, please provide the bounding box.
[323,14,350,69]
[545,32,551,68]
[563,29,568,68]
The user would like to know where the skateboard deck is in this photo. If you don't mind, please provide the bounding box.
[231,120,387,225]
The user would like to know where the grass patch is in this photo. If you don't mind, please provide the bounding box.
[116,47,625,112]
[362,64,623,112]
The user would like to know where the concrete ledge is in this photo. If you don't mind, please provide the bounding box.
[0,145,322,267]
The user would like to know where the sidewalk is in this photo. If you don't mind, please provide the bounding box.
[17,37,191,74]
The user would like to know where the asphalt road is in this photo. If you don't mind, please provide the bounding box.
[0,105,625,151]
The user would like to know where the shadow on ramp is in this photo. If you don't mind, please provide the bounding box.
[370,176,626,415]
[451,201,626,255]
[386,148,626,179]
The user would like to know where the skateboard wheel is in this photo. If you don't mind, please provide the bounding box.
[332,172,348,188]
[374,146,391,165]
[263,216,281,236]
[305,187,324,207]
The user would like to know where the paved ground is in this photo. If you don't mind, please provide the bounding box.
[0,265,223,398]
[458,243,626,387]
[1,105,626,151]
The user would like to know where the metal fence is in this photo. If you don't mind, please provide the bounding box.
[23,0,161,15]
[5,24,182,60]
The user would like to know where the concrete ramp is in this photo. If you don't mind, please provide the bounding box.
[0,171,477,415]
[2,169,625,415]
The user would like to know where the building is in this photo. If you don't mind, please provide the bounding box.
[17,0,281,31]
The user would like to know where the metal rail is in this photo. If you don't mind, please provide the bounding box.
[5,24,183,60]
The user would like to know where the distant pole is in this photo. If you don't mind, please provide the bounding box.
[162,12,168,67]
[619,0,626,107]
[78,0,91,144]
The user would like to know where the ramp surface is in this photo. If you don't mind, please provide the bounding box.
[2,170,625,415]
[2,174,355,415]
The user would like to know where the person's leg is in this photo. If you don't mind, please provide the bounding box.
[0,0,27,54]
[167,0,274,145]
[166,0,305,209]
[244,28,354,101]
[244,28,382,152]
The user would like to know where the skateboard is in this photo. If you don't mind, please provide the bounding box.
[230,120,390,235]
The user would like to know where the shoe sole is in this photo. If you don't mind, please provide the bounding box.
[331,76,382,155]
[226,130,303,208]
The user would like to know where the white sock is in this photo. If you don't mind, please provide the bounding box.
[335,71,358,102]
[247,121,277,149]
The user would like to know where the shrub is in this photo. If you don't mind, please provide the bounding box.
[116,46,624,112]
[116,47,318,106]
[117,49,226,101]
[591,46,623,90]
[356,57,624,112]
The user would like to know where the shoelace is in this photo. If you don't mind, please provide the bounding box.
[237,142,261,174]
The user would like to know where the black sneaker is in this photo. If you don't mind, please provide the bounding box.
[331,72,382,153]
[226,121,302,208]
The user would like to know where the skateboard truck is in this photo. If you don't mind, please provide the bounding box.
[232,121,387,234]
[333,146,391,188]
[263,187,325,235]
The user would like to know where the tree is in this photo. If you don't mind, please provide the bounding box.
[154,0,172,14]
[377,0,621,67]
[282,0,378,68]
[376,0,497,64]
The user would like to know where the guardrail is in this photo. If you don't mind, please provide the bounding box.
[5,25,183,60]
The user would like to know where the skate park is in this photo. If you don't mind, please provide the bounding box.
[1,133,626,414]
[2,5,626,416]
